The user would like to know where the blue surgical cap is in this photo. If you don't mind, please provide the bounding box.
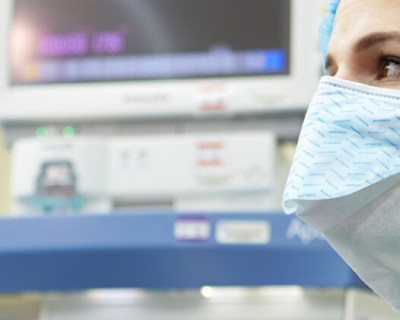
[319,0,340,66]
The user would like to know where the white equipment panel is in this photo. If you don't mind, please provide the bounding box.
[11,132,277,214]
[107,132,276,199]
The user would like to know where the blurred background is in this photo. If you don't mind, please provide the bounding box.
[0,131,10,214]
[0,0,399,319]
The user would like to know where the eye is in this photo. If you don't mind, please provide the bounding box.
[377,54,400,81]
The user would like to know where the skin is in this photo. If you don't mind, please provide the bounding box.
[326,0,400,89]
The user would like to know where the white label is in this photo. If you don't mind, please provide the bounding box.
[216,220,271,245]
[174,219,210,241]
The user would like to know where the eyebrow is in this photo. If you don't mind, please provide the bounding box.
[324,31,400,71]
[353,31,400,52]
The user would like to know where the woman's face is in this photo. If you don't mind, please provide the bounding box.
[327,0,400,89]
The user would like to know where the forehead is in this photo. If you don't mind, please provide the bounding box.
[331,0,400,48]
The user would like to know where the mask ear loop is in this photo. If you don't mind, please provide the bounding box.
[319,0,340,71]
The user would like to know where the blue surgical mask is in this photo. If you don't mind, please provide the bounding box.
[283,76,400,310]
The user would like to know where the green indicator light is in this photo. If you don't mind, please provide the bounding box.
[35,127,47,138]
[63,126,76,137]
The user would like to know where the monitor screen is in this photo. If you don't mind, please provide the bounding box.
[0,0,320,122]
[10,0,290,85]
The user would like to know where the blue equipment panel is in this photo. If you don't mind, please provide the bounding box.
[0,212,366,293]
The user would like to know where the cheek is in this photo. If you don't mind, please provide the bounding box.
[373,82,400,90]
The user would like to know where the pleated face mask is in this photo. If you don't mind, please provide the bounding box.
[283,76,400,309]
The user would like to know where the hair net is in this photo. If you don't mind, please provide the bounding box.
[319,0,340,66]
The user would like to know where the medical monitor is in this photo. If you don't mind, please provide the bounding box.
[0,0,321,122]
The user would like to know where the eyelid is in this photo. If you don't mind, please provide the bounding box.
[385,55,400,64]
[378,53,400,69]
[376,53,400,80]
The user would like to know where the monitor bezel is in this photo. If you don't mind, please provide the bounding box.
[0,0,321,123]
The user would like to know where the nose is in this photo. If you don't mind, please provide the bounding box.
[333,68,365,84]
